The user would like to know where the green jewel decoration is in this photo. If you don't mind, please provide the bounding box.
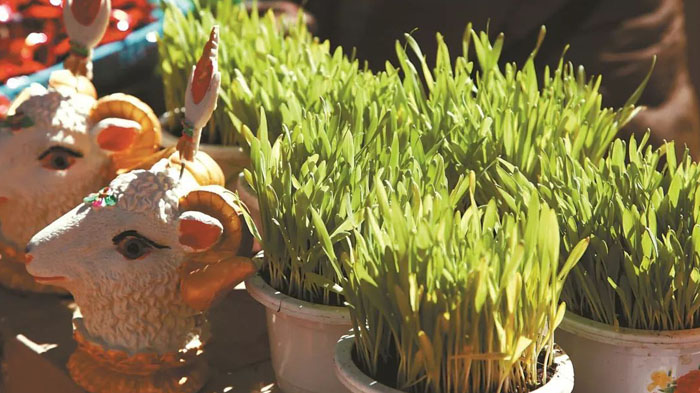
[84,187,118,208]
[69,40,90,58]
[181,118,195,138]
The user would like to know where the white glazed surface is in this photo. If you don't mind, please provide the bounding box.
[556,312,700,393]
[63,0,110,49]
[334,334,574,393]
[0,85,111,258]
[26,160,209,355]
[246,274,352,393]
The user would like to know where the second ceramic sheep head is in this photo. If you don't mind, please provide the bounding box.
[0,0,162,293]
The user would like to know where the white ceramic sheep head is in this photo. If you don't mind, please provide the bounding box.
[25,27,253,392]
[24,150,255,393]
[25,153,255,352]
[0,0,162,292]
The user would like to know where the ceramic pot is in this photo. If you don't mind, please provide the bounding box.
[334,333,574,393]
[556,311,700,393]
[245,274,352,393]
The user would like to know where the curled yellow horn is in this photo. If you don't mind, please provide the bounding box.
[48,70,96,98]
[89,93,162,172]
[178,186,251,256]
[178,186,256,311]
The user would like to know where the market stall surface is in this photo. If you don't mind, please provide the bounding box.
[0,282,279,392]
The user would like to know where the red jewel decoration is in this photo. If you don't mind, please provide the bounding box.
[0,94,11,118]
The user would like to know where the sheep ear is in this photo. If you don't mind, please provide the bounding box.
[177,211,223,252]
[93,118,141,152]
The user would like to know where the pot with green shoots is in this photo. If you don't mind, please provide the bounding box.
[335,171,586,393]
[243,110,364,393]
[490,136,700,393]
[557,138,700,393]
[238,9,413,383]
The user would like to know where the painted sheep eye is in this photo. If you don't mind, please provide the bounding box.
[119,237,150,260]
[113,231,169,260]
[38,146,82,171]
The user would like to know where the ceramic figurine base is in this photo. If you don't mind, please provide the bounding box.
[68,326,209,393]
[0,284,272,393]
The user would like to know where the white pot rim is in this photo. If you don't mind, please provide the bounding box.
[334,333,573,393]
[245,273,350,325]
[334,333,403,393]
[559,311,700,347]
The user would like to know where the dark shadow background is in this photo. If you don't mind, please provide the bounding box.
[686,0,700,102]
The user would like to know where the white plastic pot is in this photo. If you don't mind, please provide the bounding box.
[246,274,353,393]
[556,311,700,393]
[334,333,574,393]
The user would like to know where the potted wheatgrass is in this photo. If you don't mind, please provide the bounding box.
[243,109,376,393]
[242,25,648,393]
[335,170,587,393]
[242,68,416,391]
[390,26,644,191]
[490,136,700,393]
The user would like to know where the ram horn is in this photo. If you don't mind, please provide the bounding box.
[89,93,162,172]
[178,186,253,257]
[47,70,97,98]
[178,185,256,310]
